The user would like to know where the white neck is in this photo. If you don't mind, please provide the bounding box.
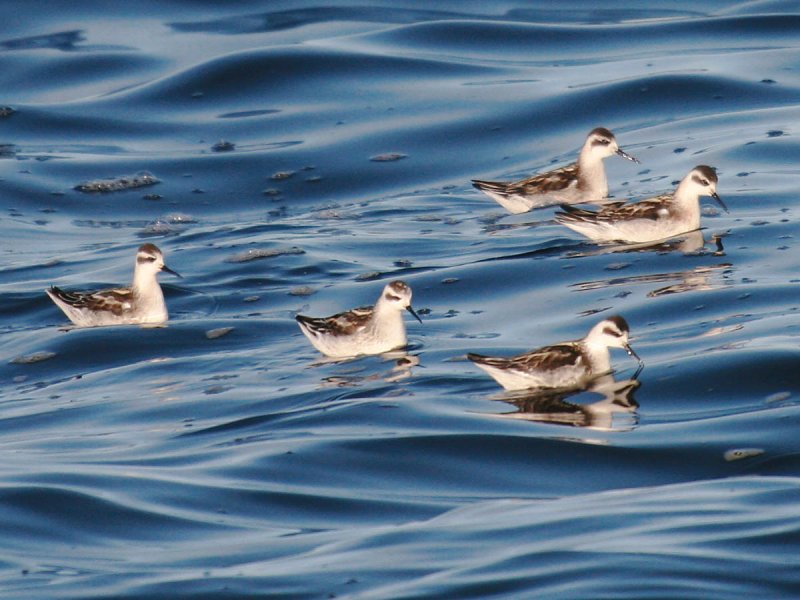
[362,301,406,352]
[577,152,608,196]
[583,340,612,375]
[133,268,156,293]
[671,181,704,230]
[132,269,165,310]
[672,178,702,205]
[373,295,406,325]
[128,261,169,323]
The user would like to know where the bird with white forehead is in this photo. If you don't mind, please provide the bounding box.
[468,316,642,391]
[296,280,422,359]
[556,165,726,244]
[472,127,640,213]
[46,243,181,328]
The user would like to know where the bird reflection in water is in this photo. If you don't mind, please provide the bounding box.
[572,262,733,298]
[318,351,421,387]
[565,229,726,257]
[491,369,642,432]
[569,232,732,298]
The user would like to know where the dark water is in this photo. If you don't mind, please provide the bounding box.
[2,1,800,598]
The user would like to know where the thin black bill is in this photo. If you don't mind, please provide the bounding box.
[406,305,423,324]
[162,265,182,278]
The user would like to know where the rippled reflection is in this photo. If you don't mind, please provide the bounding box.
[571,262,733,298]
[490,371,642,431]
[566,229,727,256]
[318,351,421,386]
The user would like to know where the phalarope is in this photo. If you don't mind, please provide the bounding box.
[472,127,639,213]
[468,315,642,391]
[556,165,726,244]
[46,243,181,327]
[295,280,422,358]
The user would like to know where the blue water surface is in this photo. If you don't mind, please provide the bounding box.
[1,1,800,598]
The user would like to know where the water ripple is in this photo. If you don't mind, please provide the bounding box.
[2,3,800,598]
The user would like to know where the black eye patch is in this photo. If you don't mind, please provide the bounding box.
[602,326,622,337]
[385,293,402,302]
[137,255,157,263]
[593,139,611,146]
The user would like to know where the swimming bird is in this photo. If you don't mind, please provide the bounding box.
[556,165,726,244]
[46,243,181,327]
[471,127,640,213]
[468,315,642,391]
[296,280,422,358]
